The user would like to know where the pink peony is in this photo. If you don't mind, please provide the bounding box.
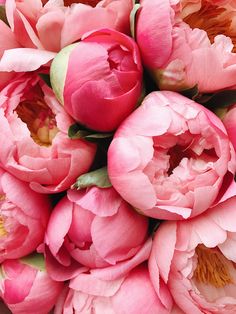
[149,196,236,313]
[0,168,50,262]
[136,0,236,92]
[54,264,172,314]
[50,28,142,132]
[108,91,236,220]
[0,256,64,314]
[0,0,133,72]
[0,74,96,193]
[45,187,151,281]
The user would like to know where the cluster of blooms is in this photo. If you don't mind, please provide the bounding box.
[0,0,236,313]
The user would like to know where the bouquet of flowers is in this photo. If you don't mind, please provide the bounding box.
[0,0,236,313]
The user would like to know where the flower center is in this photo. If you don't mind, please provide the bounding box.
[183,0,236,52]
[193,245,233,288]
[16,97,59,147]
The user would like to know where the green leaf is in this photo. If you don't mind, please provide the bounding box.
[68,123,113,142]
[130,3,141,39]
[197,90,236,109]
[73,167,112,189]
[0,6,9,25]
[20,253,45,272]
[180,85,199,100]
[39,73,52,88]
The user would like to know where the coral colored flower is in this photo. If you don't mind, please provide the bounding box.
[149,196,236,314]
[45,187,151,281]
[0,0,133,72]
[0,168,50,262]
[54,264,172,314]
[0,74,96,193]
[0,257,64,314]
[136,0,236,92]
[108,91,236,220]
[50,28,142,132]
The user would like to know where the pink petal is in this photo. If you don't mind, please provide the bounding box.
[0,48,56,72]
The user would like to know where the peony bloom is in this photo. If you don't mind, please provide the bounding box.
[0,0,133,72]
[136,0,236,92]
[108,91,236,220]
[50,28,142,132]
[0,256,64,314]
[149,196,236,313]
[45,187,151,281]
[0,168,50,262]
[0,74,96,193]
[54,264,172,314]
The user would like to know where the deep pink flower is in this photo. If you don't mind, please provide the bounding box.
[108,91,236,220]
[0,168,50,262]
[50,28,143,131]
[149,196,236,313]
[54,264,172,314]
[0,74,96,193]
[136,0,236,92]
[0,0,133,72]
[45,187,151,281]
[0,257,64,314]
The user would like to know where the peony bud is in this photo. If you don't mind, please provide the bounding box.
[50,28,143,132]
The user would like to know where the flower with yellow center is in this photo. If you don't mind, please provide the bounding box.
[137,0,236,93]
[15,90,59,147]
[182,0,236,52]
[194,245,233,288]
[149,197,236,313]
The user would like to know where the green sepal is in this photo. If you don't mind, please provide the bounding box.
[50,43,77,104]
[72,167,112,189]
[20,253,45,272]
[130,3,141,39]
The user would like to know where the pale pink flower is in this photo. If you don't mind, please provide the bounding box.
[149,196,236,313]
[136,0,236,92]
[45,187,151,281]
[0,257,64,314]
[54,264,172,314]
[50,28,142,132]
[108,91,236,220]
[0,0,133,72]
[0,74,96,193]
[0,168,50,262]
